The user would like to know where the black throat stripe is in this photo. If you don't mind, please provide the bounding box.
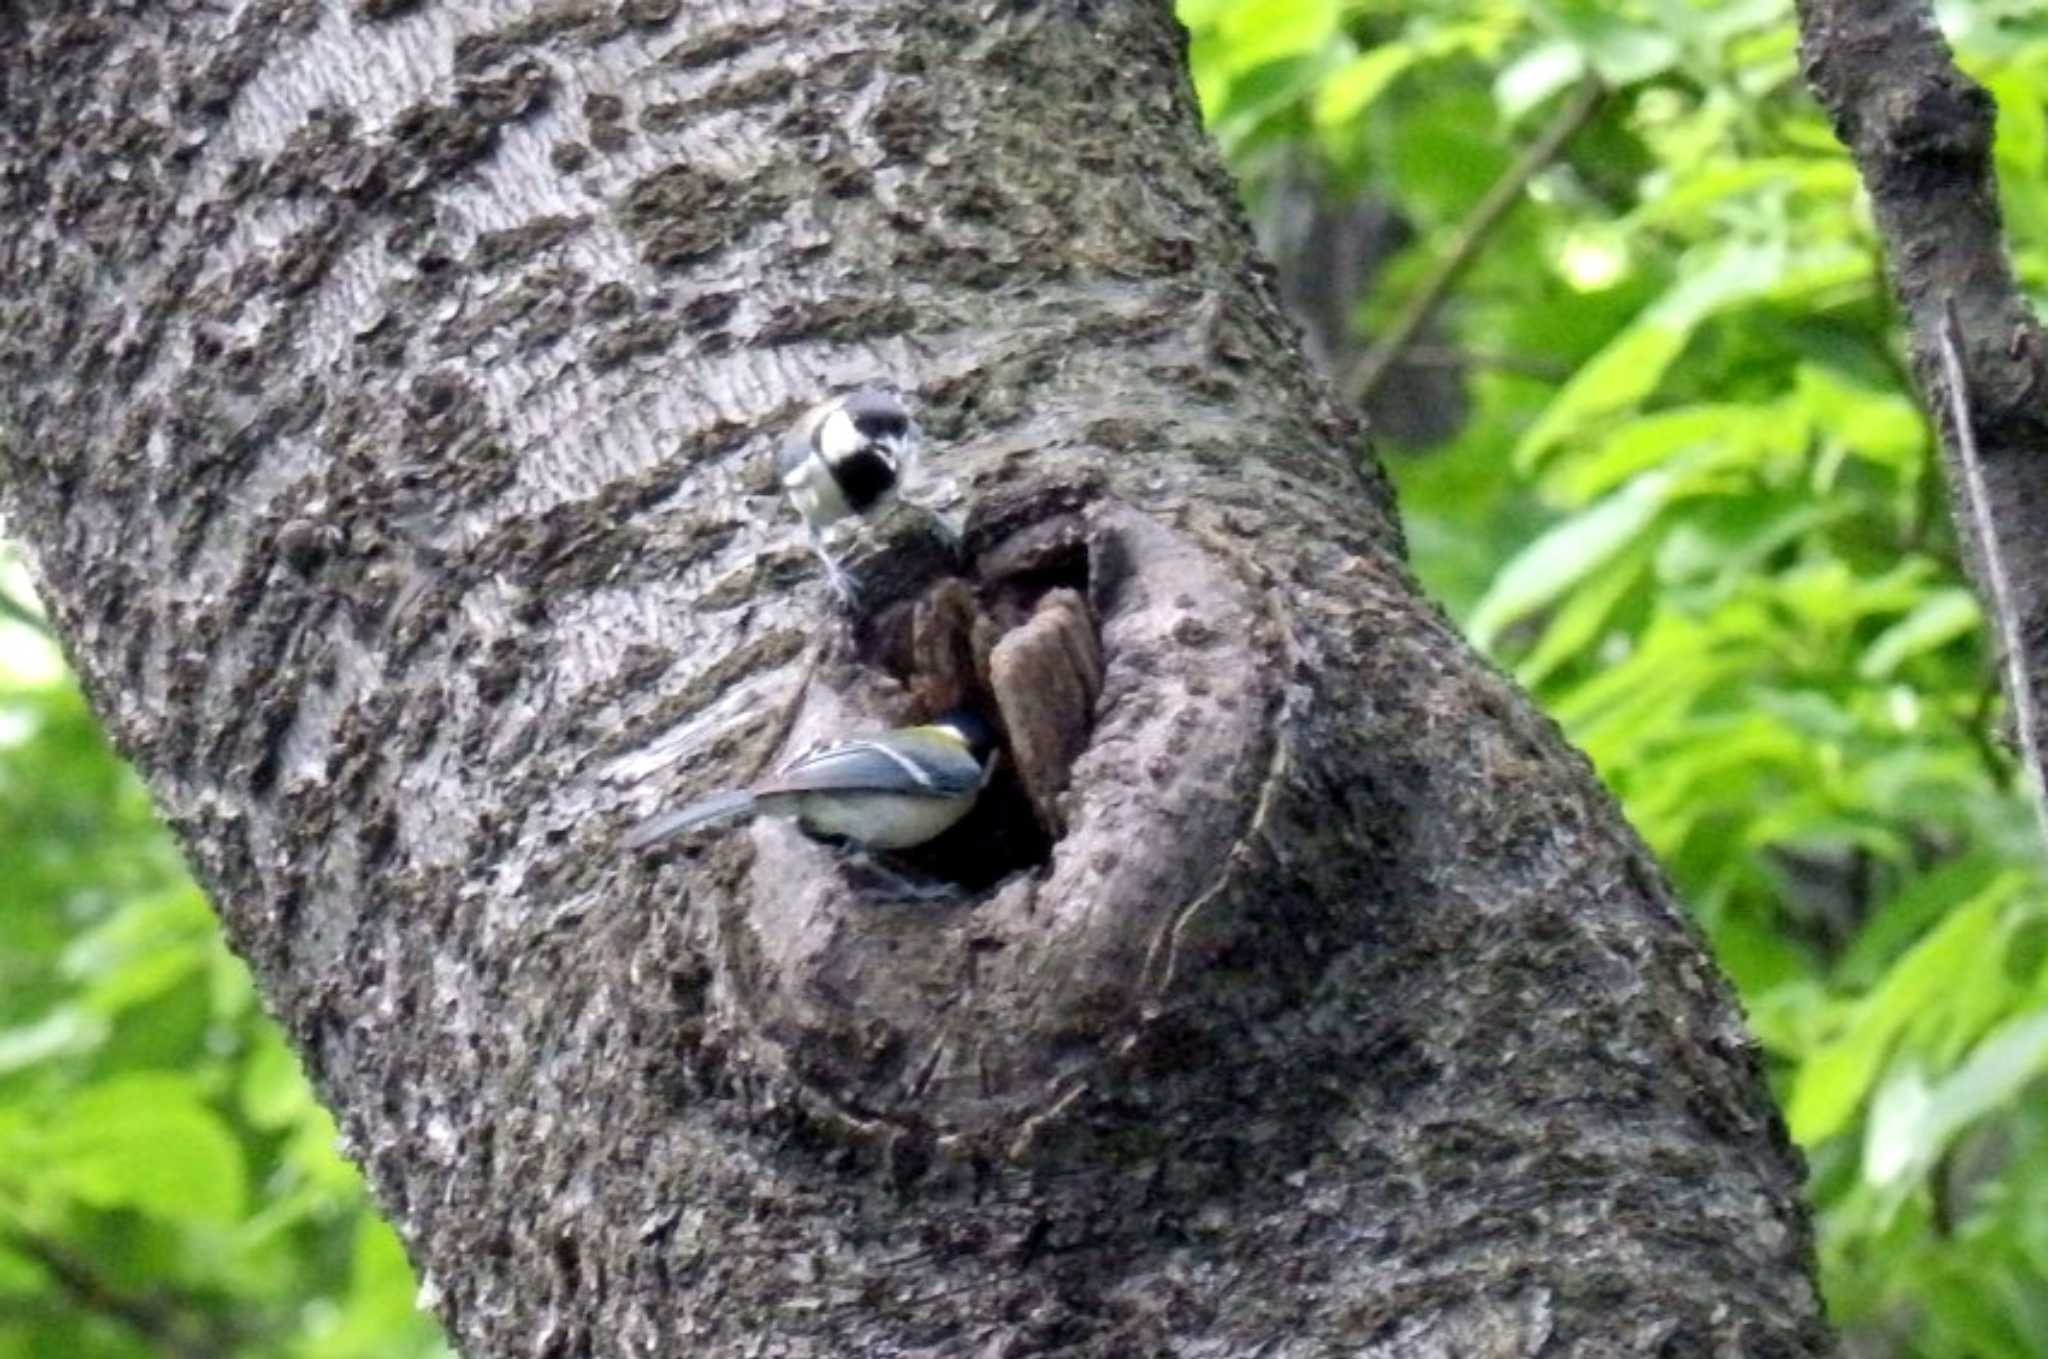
[833,446,897,514]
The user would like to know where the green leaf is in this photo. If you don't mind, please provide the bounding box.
[1313,44,1417,125]
[1987,69,2048,179]
[1690,0,1791,45]
[1787,891,2006,1144]
[0,1008,107,1075]
[1858,589,1983,680]
[42,1074,247,1224]
[1188,28,1234,116]
[280,1099,362,1198]
[1627,159,1861,233]
[296,1217,443,1359]
[61,888,213,1017]
[1515,325,1690,474]
[1209,48,1350,156]
[241,1028,315,1131]
[1541,404,1770,505]
[1861,1061,1934,1190]
[1513,538,1650,686]
[1495,41,1584,121]
[1534,0,1679,82]
[1769,558,1937,636]
[1792,363,1926,473]
[1838,855,2005,989]
[1865,1008,2048,1188]
[1579,25,1679,83]
[1627,714,1814,840]
[1469,471,1680,651]
[1550,611,1756,771]
[1514,242,1785,472]
[1654,499,1840,593]
[1177,0,1237,29]
[1790,1037,1898,1154]
[1708,904,1815,998]
[1218,0,1341,73]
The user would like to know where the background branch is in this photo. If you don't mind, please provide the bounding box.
[2,1229,237,1359]
[0,586,51,638]
[1343,76,1605,407]
[1796,0,2048,856]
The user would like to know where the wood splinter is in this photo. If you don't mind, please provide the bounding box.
[909,578,1102,838]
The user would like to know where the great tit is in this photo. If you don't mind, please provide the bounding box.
[623,712,999,853]
[776,388,941,604]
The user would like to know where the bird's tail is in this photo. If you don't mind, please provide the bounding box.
[621,790,757,850]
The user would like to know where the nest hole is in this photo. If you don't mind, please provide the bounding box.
[883,757,1050,892]
[846,503,1100,894]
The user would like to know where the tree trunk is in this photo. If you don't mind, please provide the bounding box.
[0,2,1829,1354]
[1796,0,2048,852]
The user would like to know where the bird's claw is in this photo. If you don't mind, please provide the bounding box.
[845,853,961,902]
[823,558,862,610]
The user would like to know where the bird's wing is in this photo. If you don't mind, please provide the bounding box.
[754,738,982,799]
[621,789,757,849]
[775,423,818,481]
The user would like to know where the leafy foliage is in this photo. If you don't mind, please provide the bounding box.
[0,578,447,1359]
[1183,0,2048,1351]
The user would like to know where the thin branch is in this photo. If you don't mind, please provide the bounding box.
[1955,659,2016,788]
[0,587,52,638]
[2,1228,231,1359]
[1936,299,2048,844]
[1798,0,2048,864]
[1344,77,1606,407]
[1389,344,1575,382]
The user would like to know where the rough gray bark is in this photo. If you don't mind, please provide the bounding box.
[1,2,1828,1356]
[1796,0,2048,842]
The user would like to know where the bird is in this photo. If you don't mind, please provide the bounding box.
[622,711,999,854]
[776,387,945,604]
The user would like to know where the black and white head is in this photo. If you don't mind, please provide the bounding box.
[814,388,919,516]
[780,387,921,529]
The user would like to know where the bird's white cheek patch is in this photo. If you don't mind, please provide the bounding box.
[817,409,866,462]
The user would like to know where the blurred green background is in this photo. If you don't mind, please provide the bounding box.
[0,558,446,1358]
[5,0,2046,1353]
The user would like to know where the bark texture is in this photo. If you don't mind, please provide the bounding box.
[1797,0,2048,836]
[2,2,1827,1355]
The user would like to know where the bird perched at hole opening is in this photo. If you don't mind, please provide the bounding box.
[777,387,945,604]
[622,711,999,853]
